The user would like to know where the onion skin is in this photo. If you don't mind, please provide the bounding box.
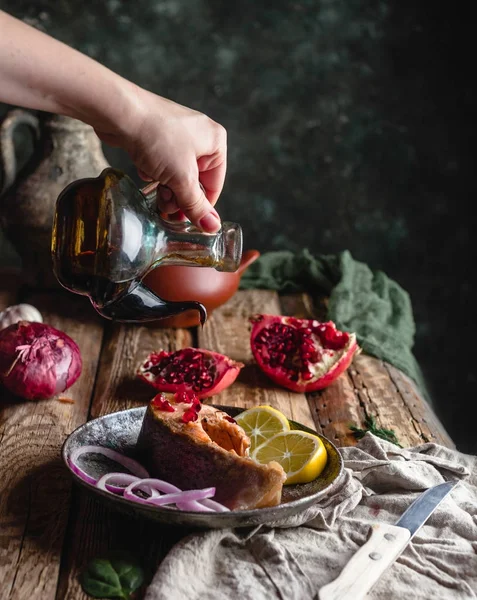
[0,321,82,401]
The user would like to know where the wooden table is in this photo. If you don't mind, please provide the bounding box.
[0,274,454,599]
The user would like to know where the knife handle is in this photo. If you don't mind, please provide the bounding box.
[318,523,411,600]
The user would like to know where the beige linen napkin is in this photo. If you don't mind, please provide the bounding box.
[145,434,477,600]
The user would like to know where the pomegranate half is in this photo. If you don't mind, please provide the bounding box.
[137,347,244,399]
[250,315,359,393]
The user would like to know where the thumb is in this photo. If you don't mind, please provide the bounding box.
[171,175,221,233]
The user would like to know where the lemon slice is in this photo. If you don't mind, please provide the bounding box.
[251,430,328,485]
[235,405,290,452]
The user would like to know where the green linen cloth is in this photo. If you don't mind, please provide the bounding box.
[239,249,427,396]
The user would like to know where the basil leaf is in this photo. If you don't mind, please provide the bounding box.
[80,559,122,598]
[111,560,145,597]
[80,558,144,599]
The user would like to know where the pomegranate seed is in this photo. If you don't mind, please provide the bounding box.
[181,407,198,423]
[152,394,176,412]
[181,398,202,423]
[174,390,199,404]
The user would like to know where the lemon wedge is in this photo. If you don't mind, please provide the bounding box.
[235,405,290,452]
[251,430,328,485]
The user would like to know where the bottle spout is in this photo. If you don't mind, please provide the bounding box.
[92,281,207,325]
[216,222,243,272]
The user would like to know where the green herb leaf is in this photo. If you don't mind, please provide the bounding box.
[350,414,401,447]
[111,560,144,598]
[80,558,144,599]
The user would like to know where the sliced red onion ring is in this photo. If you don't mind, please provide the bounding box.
[69,444,149,492]
[126,478,181,495]
[71,445,148,475]
[122,478,178,505]
[68,460,97,487]
[96,472,140,492]
[147,487,216,507]
[123,479,229,511]
[96,473,161,498]
[68,446,230,512]
[176,501,215,512]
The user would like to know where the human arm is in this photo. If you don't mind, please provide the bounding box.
[0,10,225,232]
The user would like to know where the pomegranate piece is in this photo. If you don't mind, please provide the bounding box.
[137,347,244,399]
[250,315,359,393]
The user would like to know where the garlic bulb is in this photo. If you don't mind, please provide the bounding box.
[0,304,43,330]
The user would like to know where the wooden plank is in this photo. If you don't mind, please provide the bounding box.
[384,362,454,448]
[89,323,193,419]
[311,335,455,450]
[308,366,366,447]
[198,290,315,429]
[0,292,104,600]
[280,293,454,449]
[57,322,193,599]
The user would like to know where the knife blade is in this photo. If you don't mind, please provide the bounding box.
[318,481,458,600]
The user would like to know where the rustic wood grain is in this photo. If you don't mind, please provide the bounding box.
[2,285,455,600]
[198,290,315,429]
[384,362,454,448]
[89,323,193,418]
[312,340,455,450]
[57,322,193,599]
[0,292,103,600]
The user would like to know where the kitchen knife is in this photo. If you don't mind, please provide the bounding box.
[318,481,458,600]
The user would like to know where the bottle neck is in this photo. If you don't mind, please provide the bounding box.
[151,218,242,273]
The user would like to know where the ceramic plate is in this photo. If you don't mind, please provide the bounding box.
[62,406,344,529]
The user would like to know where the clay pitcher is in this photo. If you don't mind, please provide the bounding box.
[0,109,110,287]
[143,249,261,328]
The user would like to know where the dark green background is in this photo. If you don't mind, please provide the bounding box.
[0,1,475,451]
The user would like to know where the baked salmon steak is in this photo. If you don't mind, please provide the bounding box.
[136,392,286,510]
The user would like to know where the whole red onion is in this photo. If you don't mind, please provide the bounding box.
[0,321,82,400]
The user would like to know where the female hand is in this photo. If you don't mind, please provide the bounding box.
[94,90,227,233]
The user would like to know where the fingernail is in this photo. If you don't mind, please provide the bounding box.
[199,212,221,232]
[158,185,174,203]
